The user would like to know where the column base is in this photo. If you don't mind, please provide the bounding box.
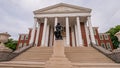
[40,45,48,47]
[78,44,84,47]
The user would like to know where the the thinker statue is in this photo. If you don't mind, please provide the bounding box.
[54,23,63,40]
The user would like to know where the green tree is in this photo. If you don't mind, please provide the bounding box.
[106,25,120,49]
[5,38,18,51]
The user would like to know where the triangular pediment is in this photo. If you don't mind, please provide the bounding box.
[34,3,91,14]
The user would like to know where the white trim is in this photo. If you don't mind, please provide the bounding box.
[35,23,40,46]
[106,42,111,50]
[20,35,24,40]
[34,13,90,18]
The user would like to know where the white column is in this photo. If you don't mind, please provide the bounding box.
[35,23,40,46]
[75,24,79,46]
[85,22,90,46]
[49,27,54,47]
[45,25,50,47]
[71,26,75,47]
[29,18,37,45]
[66,17,70,47]
[88,16,96,44]
[54,17,58,31]
[41,17,48,46]
[54,17,58,40]
[76,17,83,46]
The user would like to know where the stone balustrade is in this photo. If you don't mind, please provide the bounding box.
[91,43,120,63]
[0,44,33,62]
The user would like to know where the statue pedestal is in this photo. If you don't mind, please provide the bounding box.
[0,42,12,52]
[45,40,72,68]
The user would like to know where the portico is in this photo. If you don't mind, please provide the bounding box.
[29,3,96,47]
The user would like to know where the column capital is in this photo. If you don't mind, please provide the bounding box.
[87,16,91,20]
[76,16,80,21]
[34,17,38,21]
[44,17,47,20]
[55,17,58,18]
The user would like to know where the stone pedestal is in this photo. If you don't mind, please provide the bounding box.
[45,40,72,68]
[0,43,12,52]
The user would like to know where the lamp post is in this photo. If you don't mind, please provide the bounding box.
[115,31,120,48]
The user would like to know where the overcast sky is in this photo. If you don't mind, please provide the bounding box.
[0,0,120,40]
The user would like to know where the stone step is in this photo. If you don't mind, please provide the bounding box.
[0,61,45,68]
[12,47,113,63]
[73,63,120,68]
[0,61,120,68]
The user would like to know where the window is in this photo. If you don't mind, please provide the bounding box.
[93,28,96,35]
[101,43,106,49]
[99,34,104,40]
[20,35,24,40]
[25,35,28,40]
[106,43,111,50]
[104,34,109,40]
[18,43,23,49]
[24,43,27,46]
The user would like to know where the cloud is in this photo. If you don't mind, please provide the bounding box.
[0,6,30,39]
[10,0,64,11]
[0,0,120,40]
[84,0,120,32]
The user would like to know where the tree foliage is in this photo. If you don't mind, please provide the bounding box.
[5,38,18,51]
[106,25,120,49]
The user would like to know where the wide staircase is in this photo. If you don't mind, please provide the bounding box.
[0,47,120,68]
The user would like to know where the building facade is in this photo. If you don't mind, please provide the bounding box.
[17,3,113,50]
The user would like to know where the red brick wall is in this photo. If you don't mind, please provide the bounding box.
[27,29,32,45]
[80,22,87,46]
[94,28,101,46]
[17,35,21,49]
[17,34,29,49]
[48,26,51,46]
[37,23,44,46]
[99,34,113,49]
[108,35,114,49]
[33,29,37,45]
[94,28,113,50]
[69,27,72,47]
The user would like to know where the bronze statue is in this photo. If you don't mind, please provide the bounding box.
[54,23,63,40]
